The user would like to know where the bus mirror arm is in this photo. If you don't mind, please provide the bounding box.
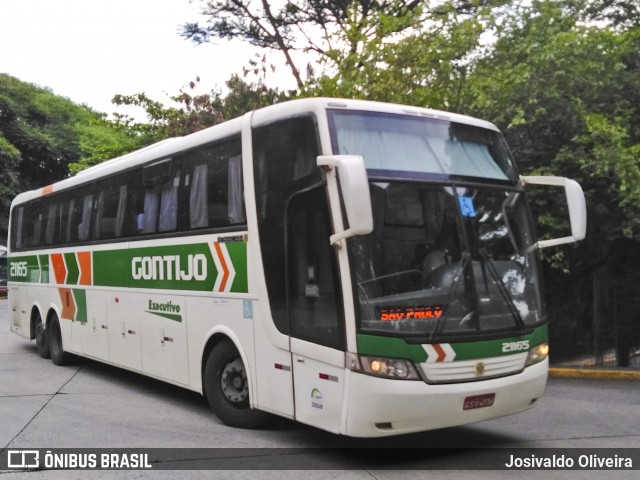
[317,155,373,246]
[520,175,587,249]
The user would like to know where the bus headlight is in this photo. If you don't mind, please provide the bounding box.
[525,342,549,367]
[346,353,420,380]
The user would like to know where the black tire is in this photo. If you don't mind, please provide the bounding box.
[203,340,269,429]
[34,311,50,359]
[48,313,72,366]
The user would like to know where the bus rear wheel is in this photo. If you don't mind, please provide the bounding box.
[48,313,72,366]
[34,311,50,359]
[203,340,269,429]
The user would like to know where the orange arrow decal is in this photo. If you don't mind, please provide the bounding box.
[77,251,92,286]
[213,242,230,292]
[433,343,447,362]
[59,288,76,321]
[51,253,67,284]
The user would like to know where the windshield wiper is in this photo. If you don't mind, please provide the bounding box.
[478,248,527,332]
[430,250,474,340]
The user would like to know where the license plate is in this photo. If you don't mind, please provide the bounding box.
[463,393,495,410]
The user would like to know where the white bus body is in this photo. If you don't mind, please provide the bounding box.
[7,98,585,437]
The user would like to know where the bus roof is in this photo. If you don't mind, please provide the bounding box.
[10,97,499,207]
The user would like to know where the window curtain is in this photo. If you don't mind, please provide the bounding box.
[78,195,93,241]
[142,190,159,233]
[115,185,127,237]
[228,154,244,224]
[93,192,104,239]
[45,203,58,245]
[190,164,208,228]
[159,173,180,232]
[334,117,508,181]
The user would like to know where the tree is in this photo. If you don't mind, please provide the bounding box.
[306,1,491,110]
[182,0,509,92]
[0,136,20,242]
[0,74,141,240]
[1,76,82,185]
[466,0,640,365]
[583,0,640,28]
[106,73,288,142]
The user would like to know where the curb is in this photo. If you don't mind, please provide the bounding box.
[549,367,640,381]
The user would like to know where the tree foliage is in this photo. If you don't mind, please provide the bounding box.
[105,73,287,142]
[0,74,143,240]
[464,1,640,243]
[307,2,491,109]
[462,0,640,363]
[183,1,509,92]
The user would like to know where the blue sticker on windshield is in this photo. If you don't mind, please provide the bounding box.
[459,196,477,217]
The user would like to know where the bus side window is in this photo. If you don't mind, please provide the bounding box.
[252,115,324,336]
[12,207,24,250]
[159,170,180,232]
[94,176,129,240]
[286,187,345,349]
[64,198,79,243]
[183,137,244,230]
[138,158,179,234]
[78,194,94,241]
[21,202,43,249]
[44,202,62,245]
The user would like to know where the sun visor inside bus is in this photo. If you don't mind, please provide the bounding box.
[142,158,173,187]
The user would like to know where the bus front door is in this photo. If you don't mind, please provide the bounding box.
[287,187,347,433]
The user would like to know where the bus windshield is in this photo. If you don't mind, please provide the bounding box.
[328,110,544,341]
[328,109,518,183]
[348,183,545,341]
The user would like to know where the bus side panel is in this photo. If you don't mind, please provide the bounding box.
[186,296,255,395]
[252,302,295,418]
[74,290,110,362]
[140,292,189,385]
[291,338,345,434]
[107,292,142,371]
[9,286,30,339]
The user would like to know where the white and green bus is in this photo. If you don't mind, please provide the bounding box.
[7,98,586,437]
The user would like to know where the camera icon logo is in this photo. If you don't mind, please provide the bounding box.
[7,450,40,469]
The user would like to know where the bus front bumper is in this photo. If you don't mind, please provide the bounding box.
[342,358,548,437]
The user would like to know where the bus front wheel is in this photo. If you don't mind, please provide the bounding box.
[48,313,72,366]
[203,340,269,429]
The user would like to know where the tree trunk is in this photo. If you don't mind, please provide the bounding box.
[592,243,610,365]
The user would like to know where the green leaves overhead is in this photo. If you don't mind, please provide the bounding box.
[0,74,141,239]
[466,1,640,242]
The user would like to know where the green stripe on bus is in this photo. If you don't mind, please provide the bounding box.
[8,241,249,294]
[64,252,79,285]
[73,289,87,323]
[7,255,42,283]
[357,335,428,363]
[146,311,182,322]
[357,325,548,362]
[38,255,50,283]
[93,241,248,293]
[94,244,215,291]
[450,325,548,361]
[226,242,248,293]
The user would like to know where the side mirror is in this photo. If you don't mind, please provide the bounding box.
[521,175,587,249]
[317,155,373,245]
